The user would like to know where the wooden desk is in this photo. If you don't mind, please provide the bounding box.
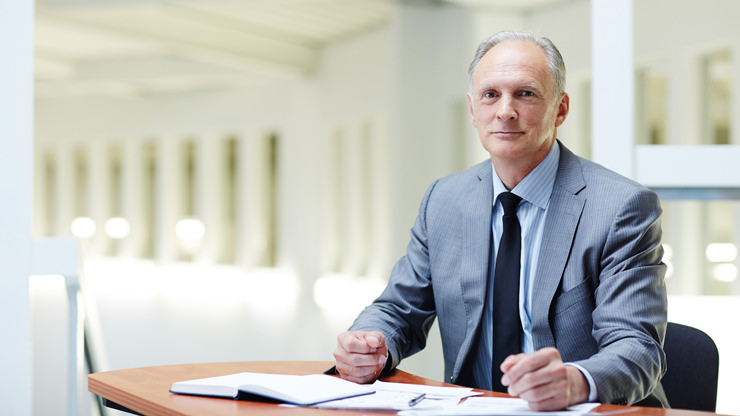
[88,361,715,416]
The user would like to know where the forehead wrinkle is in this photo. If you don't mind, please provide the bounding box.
[475,63,546,85]
[474,76,545,94]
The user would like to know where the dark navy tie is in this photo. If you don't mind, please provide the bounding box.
[492,191,523,392]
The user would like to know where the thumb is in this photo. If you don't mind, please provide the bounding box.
[364,331,386,350]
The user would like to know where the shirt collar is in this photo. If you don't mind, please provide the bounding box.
[492,141,560,210]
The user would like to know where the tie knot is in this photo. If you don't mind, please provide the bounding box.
[498,192,522,216]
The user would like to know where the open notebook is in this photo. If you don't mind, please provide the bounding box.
[170,372,374,406]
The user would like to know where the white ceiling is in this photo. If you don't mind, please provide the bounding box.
[34,0,569,99]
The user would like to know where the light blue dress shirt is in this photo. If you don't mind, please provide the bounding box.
[469,142,598,401]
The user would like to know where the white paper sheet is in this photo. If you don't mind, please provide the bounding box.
[314,390,461,411]
[372,380,482,399]
[399,397,601,416]
[311,380,481,411]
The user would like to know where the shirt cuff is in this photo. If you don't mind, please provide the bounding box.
[381,351,393,374]
[564,363,599,402]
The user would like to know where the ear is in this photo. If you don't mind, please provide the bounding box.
[466,92,477,128]
[554,92,569,127]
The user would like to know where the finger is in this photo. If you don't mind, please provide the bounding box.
[366,333,389,362]
[338,331,379,354]
[500,353,525,375]
[517,368,570,411]
[508,357,568,401]
[524,390,570,412]
[333,344,385,367]
[334,361,381,384]
[333,349,386,384]
[503,348,560,386]
[335,332,387,365]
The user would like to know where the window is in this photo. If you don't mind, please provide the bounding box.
[636,67,668,145]
[702,50,732,145]
[662,200,740,295]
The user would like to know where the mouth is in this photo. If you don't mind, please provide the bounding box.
[492,131,524,139]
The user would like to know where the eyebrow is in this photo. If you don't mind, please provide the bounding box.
[518,83,543,92]
[476,81,544,93]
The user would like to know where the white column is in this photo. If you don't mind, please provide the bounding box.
[235,132,250,267]
[591,0,634,178]
[196,133,225,264]
[156,136,182,262]
[241,131,270,267]
[53,144,75,238]
[121,139,143,258]
[0,0,34,413]
[88,140,111,257]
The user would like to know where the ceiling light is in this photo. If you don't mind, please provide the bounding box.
[705,243,737,263]
[175,218,205,241]
[70,217,96,239]
[104,217,130,239]
[712,263,737,283]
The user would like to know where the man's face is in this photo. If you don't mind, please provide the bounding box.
[467,40,568,169]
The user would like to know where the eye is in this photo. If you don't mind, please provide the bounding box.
[483,91,498,99]
[520,90,535,97]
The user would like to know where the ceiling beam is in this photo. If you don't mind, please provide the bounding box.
[36,6,318,80]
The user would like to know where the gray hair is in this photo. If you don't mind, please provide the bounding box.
[468,31,566,98]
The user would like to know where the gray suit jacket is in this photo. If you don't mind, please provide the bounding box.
[350,142,668,406]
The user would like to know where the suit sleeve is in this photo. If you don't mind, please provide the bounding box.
[348,180,440,373]
[575,187,668,405]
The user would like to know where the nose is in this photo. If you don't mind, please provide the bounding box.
[496,96,517,120]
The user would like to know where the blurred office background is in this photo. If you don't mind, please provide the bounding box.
[3,0,740,414]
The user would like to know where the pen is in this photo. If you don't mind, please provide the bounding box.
[408,393,426,407]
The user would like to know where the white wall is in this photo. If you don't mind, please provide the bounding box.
[1,0,35,414]
[30,275,71,415]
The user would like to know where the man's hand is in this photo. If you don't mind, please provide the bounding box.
[500,347,589,411]
[333,331,388,384]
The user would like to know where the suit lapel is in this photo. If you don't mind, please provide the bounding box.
[460,161,493,318]
[453,161,493,380]
[531,144,586,349]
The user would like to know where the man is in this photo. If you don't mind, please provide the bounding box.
[332,31,668,410]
